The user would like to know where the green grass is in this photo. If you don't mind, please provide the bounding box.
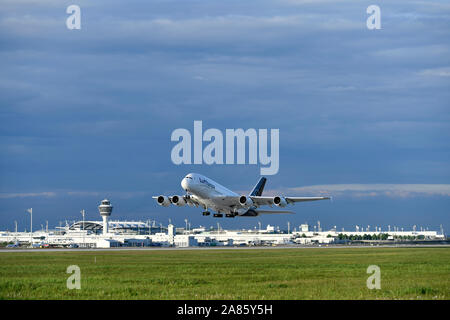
[0,247,449,299]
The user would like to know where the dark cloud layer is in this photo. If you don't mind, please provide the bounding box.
[0,1,449,231]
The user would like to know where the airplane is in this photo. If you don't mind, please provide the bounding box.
[153,173,331,218]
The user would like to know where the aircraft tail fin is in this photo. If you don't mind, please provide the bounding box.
[250,177,267,196]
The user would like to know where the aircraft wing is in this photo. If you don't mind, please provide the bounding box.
[152,195,202,207]
[223,195,331,207]
[250,196,331,206]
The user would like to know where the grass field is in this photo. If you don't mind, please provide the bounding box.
[0,247,449,300]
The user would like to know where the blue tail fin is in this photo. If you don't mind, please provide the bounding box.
[250,177,267,196]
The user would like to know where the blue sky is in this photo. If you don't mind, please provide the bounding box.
[0,0,449,233]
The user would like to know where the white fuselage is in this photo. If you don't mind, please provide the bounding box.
[181,173,240,213]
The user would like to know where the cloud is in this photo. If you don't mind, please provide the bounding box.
[281,0,350,5]
[66,191,149,199]
[5,185,450,201]
[268,184,450,198]
[0,192,56,199]
[0,190,149,200]
[419,67,450,77]
[66,191,102,197]
[372,45,450,61]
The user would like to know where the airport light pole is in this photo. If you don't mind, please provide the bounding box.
[80,210,85,247]
[27,208,32,247]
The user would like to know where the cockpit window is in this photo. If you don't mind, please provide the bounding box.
[185,176,193,180]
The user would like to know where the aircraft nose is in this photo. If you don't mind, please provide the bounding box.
[181,177,189,191]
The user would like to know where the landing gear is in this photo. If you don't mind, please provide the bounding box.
[225,213,235,218]
[202,211,210,216]
[213,213,223,218]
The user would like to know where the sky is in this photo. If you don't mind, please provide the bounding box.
[0,0,449,233]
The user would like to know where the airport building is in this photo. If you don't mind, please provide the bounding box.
[0,199,446,248]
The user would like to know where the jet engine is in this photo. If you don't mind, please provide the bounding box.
[156,195,171,207]
[171,195,186,206]
[273,196,287,207]
[239,195,254,207]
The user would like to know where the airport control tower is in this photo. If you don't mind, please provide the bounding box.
[98,199,113,235]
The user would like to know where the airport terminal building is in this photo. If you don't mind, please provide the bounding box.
[0,199,446,248]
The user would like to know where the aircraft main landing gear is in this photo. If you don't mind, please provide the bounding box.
[202,211,210,216]
[213,213,223,218]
